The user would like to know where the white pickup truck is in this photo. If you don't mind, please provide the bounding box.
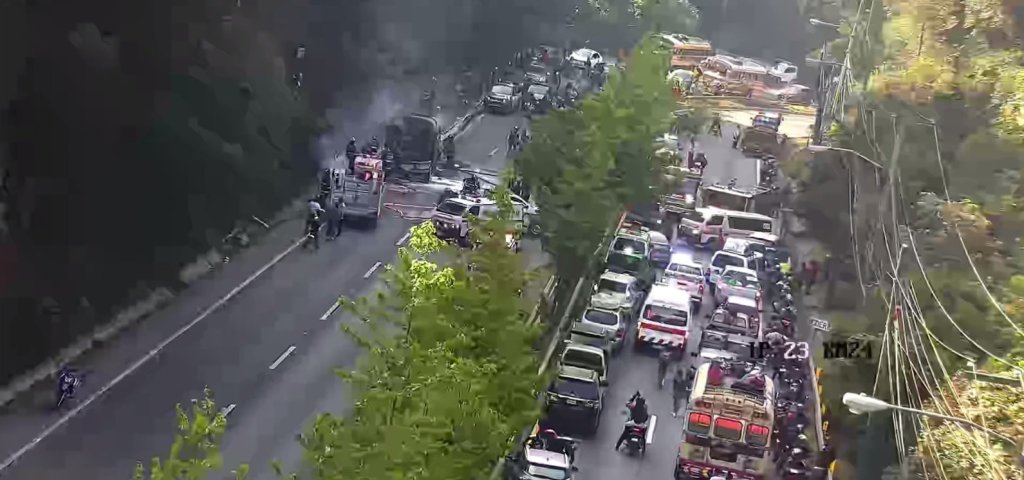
[662,257,705,311]
[713,266,762,310]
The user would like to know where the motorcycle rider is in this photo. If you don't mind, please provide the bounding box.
[537,428,576,464]
[56,366,80,401]
[694,152,708,172]
[615,391,650,450]
[709,114,722,137]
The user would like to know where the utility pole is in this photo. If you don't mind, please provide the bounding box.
[811,41,829,144]
[819,0,870,141]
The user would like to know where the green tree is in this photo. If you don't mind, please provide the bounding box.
[300,192,544,479]
[134,388,250,480]
[519,34,675,280]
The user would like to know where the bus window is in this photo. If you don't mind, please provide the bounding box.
[713,417,743,441]
[687,412,712,435]
[747,424,770,447]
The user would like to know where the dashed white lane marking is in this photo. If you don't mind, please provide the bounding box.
[488,147,500,156]
[320,301,341,321]
[646,415,658,444]
[395,231,411,246]
[268,346,297,370]
[0,235,307,473]
[221,403,238,417]
[363,261,382,279]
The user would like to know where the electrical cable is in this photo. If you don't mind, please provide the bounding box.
[923,121,1024,339]
[899,280,1002,476]
[896,171,1020,369]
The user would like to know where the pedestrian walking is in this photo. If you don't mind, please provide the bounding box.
[671,368,688,417]
[805,259,820,294]
[325,200,343,240]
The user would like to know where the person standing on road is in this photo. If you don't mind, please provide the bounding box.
[325,199,343,240]
[671,368,688,417]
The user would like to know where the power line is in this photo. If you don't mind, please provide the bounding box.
[922,121,1024,338]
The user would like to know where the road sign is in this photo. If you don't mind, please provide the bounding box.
[810,317,831,332]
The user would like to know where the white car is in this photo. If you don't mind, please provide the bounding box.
[570,48,602,68]
[591,270,643,320]
[713,266,762,309]
[663,256,705,311]
[707,250,754,289]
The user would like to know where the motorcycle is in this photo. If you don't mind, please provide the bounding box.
[55,372,81,409]
[625,425,646,456]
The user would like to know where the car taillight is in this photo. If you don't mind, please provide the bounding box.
[616,326,626,338]
[698,284,705,295]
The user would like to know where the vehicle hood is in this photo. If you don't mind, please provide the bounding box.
[531,93,547,101]
[591,291,627,309]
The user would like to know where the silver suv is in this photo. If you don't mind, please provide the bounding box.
[579,307,626,353]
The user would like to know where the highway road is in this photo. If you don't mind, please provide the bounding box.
[557,126,757,480]
[0,109,536,479]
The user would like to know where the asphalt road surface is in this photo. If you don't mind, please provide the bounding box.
[0,110,539,480]
[552,128,754,480]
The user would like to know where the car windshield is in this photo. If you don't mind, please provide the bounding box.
[528,85,549,95]
[551,376,600,401]
[680,210,705,223]
[528,65,547,75]
[682,179,700,195]
[584,309,619,326]
[643,304,688,327]
[492,85,513,95]
[721,271,758,289]
[730,216,773,233]
[725,301,758,318]
[612,237,647,254]
[527,465,570,480]
[607,252,643,274]
[436,201,467,216]
[712,253,745,270]
[597,278,627,293]
[667,263,702,278]
[701,338,752,358]
[563,349,603,372]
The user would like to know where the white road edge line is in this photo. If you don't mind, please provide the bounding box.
[221,403,238,417]
[363,261,382,279]
[488,147,500,156]
[646,415,658,445]
[395,231,411,246]
[320,301,341,321]
[268,346,297,370]
[0,235,307,473]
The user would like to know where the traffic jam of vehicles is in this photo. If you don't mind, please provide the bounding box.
[506,39,827,480]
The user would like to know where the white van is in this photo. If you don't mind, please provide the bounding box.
[696,208,775,247]
[635,284,692,351]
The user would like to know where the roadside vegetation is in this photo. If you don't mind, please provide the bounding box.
[136,27,686,479]
[792,0,1024,477]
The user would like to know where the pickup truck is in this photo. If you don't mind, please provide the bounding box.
[713,266,762,309]
[662,258,705,311]
[339,173,384,227]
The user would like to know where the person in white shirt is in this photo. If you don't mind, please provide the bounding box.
[308,198,324,217]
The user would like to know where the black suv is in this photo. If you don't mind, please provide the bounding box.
[545,365,603,434]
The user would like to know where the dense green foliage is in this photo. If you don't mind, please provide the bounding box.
[796,0,1024,476]
[139,28,689,479]
[518,34,676,280]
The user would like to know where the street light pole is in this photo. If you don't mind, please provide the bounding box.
[842,393,1019,446]
[805,145,884,170]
